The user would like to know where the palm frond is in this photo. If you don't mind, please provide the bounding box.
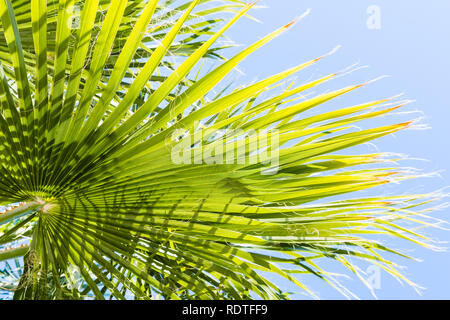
[0,0,444,300]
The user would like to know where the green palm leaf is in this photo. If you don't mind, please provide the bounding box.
[0,0,444,300]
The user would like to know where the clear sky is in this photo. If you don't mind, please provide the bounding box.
[2,0,449,300]
[224,0,450,299]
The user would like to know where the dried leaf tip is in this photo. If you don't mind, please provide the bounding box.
[284,9,311,28]
[314,45,342,62]
[395,120,415,130]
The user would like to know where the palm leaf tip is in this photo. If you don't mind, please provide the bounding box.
[0,0,445,300]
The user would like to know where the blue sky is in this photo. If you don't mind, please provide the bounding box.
[1,0,449,300]
[224,0,450,299]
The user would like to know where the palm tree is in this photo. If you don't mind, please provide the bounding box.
[0,0,443,300]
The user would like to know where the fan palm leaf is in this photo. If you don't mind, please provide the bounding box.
[0,0,444,299]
